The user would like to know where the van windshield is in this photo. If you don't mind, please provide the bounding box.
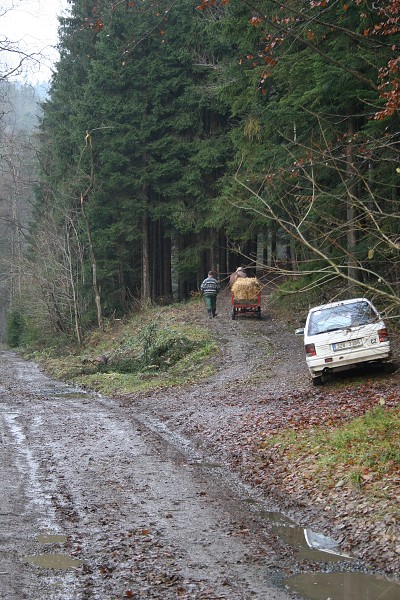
[308,301,377,335]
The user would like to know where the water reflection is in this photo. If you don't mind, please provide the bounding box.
[258,510,295,526]
[273,525,345,563]
[37,534,68,544]
[285,572,400,600]
[23,554,83,570]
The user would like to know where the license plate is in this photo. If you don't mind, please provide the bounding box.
[332,338,363,351]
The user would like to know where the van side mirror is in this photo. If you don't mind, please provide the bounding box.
[295,327,304,336]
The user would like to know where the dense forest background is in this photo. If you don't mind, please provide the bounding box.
[1,0,399,346]
[0,80,46,341]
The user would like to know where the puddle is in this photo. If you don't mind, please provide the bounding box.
[37,534,68,544]
[272,526,347,563]
[52,391,92,400]
[304,529,352,558]
[23,554,83,570]
[191,462,222,469]
[284,572,400,600]
[242,498,259,505]
[258,510,295,526]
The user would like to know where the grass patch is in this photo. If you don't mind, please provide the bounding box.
[325,407,400,469]
[262,405,400,492]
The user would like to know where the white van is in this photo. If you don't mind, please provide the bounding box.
[296,298,392,385]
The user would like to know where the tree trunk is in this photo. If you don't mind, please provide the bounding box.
[218,230,227,281]
[267,228,277,267]
[151,219,158,301]
[65,218,82,345]
[141,213,151,305]
[81,195,102,332]
[289,237,298,272]
[209,229,218,274]
[162,235,172,299]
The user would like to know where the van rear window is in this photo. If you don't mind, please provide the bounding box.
[308,301,376,335]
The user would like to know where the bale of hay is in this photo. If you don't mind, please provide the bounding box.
[231,277,261,301]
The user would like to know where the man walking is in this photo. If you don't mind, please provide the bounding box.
[229,266,247,287]
[200,271,220,318]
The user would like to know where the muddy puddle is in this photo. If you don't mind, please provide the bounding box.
[37,534,68,544]
[191,461,222,469]
[273,525,349,563]
[23,533,79,571]
[284,571,400,600]
[258,510,295,526]
[275,522,400,599]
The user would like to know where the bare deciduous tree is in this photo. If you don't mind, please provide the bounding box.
[232,126,400,313]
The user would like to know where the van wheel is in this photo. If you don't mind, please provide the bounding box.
[312,375,323,386]
[232,309,236,320]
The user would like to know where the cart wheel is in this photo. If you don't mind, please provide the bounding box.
[231,309,236,320]
[257,307,262,320]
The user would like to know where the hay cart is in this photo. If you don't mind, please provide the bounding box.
[231,290,262,320]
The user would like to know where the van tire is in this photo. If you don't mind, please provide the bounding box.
[312,375,323,386]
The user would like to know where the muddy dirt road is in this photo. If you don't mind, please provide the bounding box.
[0,350,295,600]
[1,288,399,600]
